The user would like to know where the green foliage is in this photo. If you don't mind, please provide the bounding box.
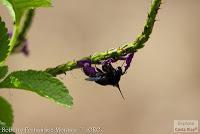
[0,0,52,62]
[0,96,13,127]
[0,70,73,107]
[0,121,14,134]
[0,0,52,24]
[0,0,161,121]
[0,66,8,80]
[0,18,10,65]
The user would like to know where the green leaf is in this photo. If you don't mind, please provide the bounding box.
[0,0,15,22]
[0,96,13,127]
[0,0,52,24]
[0,70,73,108]
[0,121,14,134]
[0,17,10,65]
[0,66,8,80]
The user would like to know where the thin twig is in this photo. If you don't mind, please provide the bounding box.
[45,0,162,76]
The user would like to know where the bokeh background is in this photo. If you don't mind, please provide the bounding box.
[1,0,200,133]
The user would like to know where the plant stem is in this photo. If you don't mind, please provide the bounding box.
[0,9,35,66]
[14,9,35,50]
[45,0,162,76]
[4,9,35,64]
[7,24,20,58]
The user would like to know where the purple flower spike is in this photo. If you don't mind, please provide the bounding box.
[8,32,13,38]
[77,60,91,67]
[77,60,97,77]
[83,65,97,77]
[124,53,134,72]
[21,39,29,56]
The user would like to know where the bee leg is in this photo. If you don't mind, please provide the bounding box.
[102,63,115,73]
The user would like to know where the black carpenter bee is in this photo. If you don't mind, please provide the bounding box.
[86,63,125,100]
[77,53,134,100]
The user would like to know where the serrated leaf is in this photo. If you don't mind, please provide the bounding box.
[0,0,52,24]
[0,96,13,127]
[0,18,10,65]
[0,70,73,107]
[0,66,8,80]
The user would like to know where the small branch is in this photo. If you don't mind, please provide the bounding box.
[1,9,35,65]
[45,0,162,76]
[12,9,35,53]
[8,25,20,57]
[13,9,35,50]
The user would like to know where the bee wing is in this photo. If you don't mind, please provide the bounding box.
[85,77,101,81]
[85,75,110,86]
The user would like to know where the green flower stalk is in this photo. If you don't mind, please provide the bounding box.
[45,0,162,76]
